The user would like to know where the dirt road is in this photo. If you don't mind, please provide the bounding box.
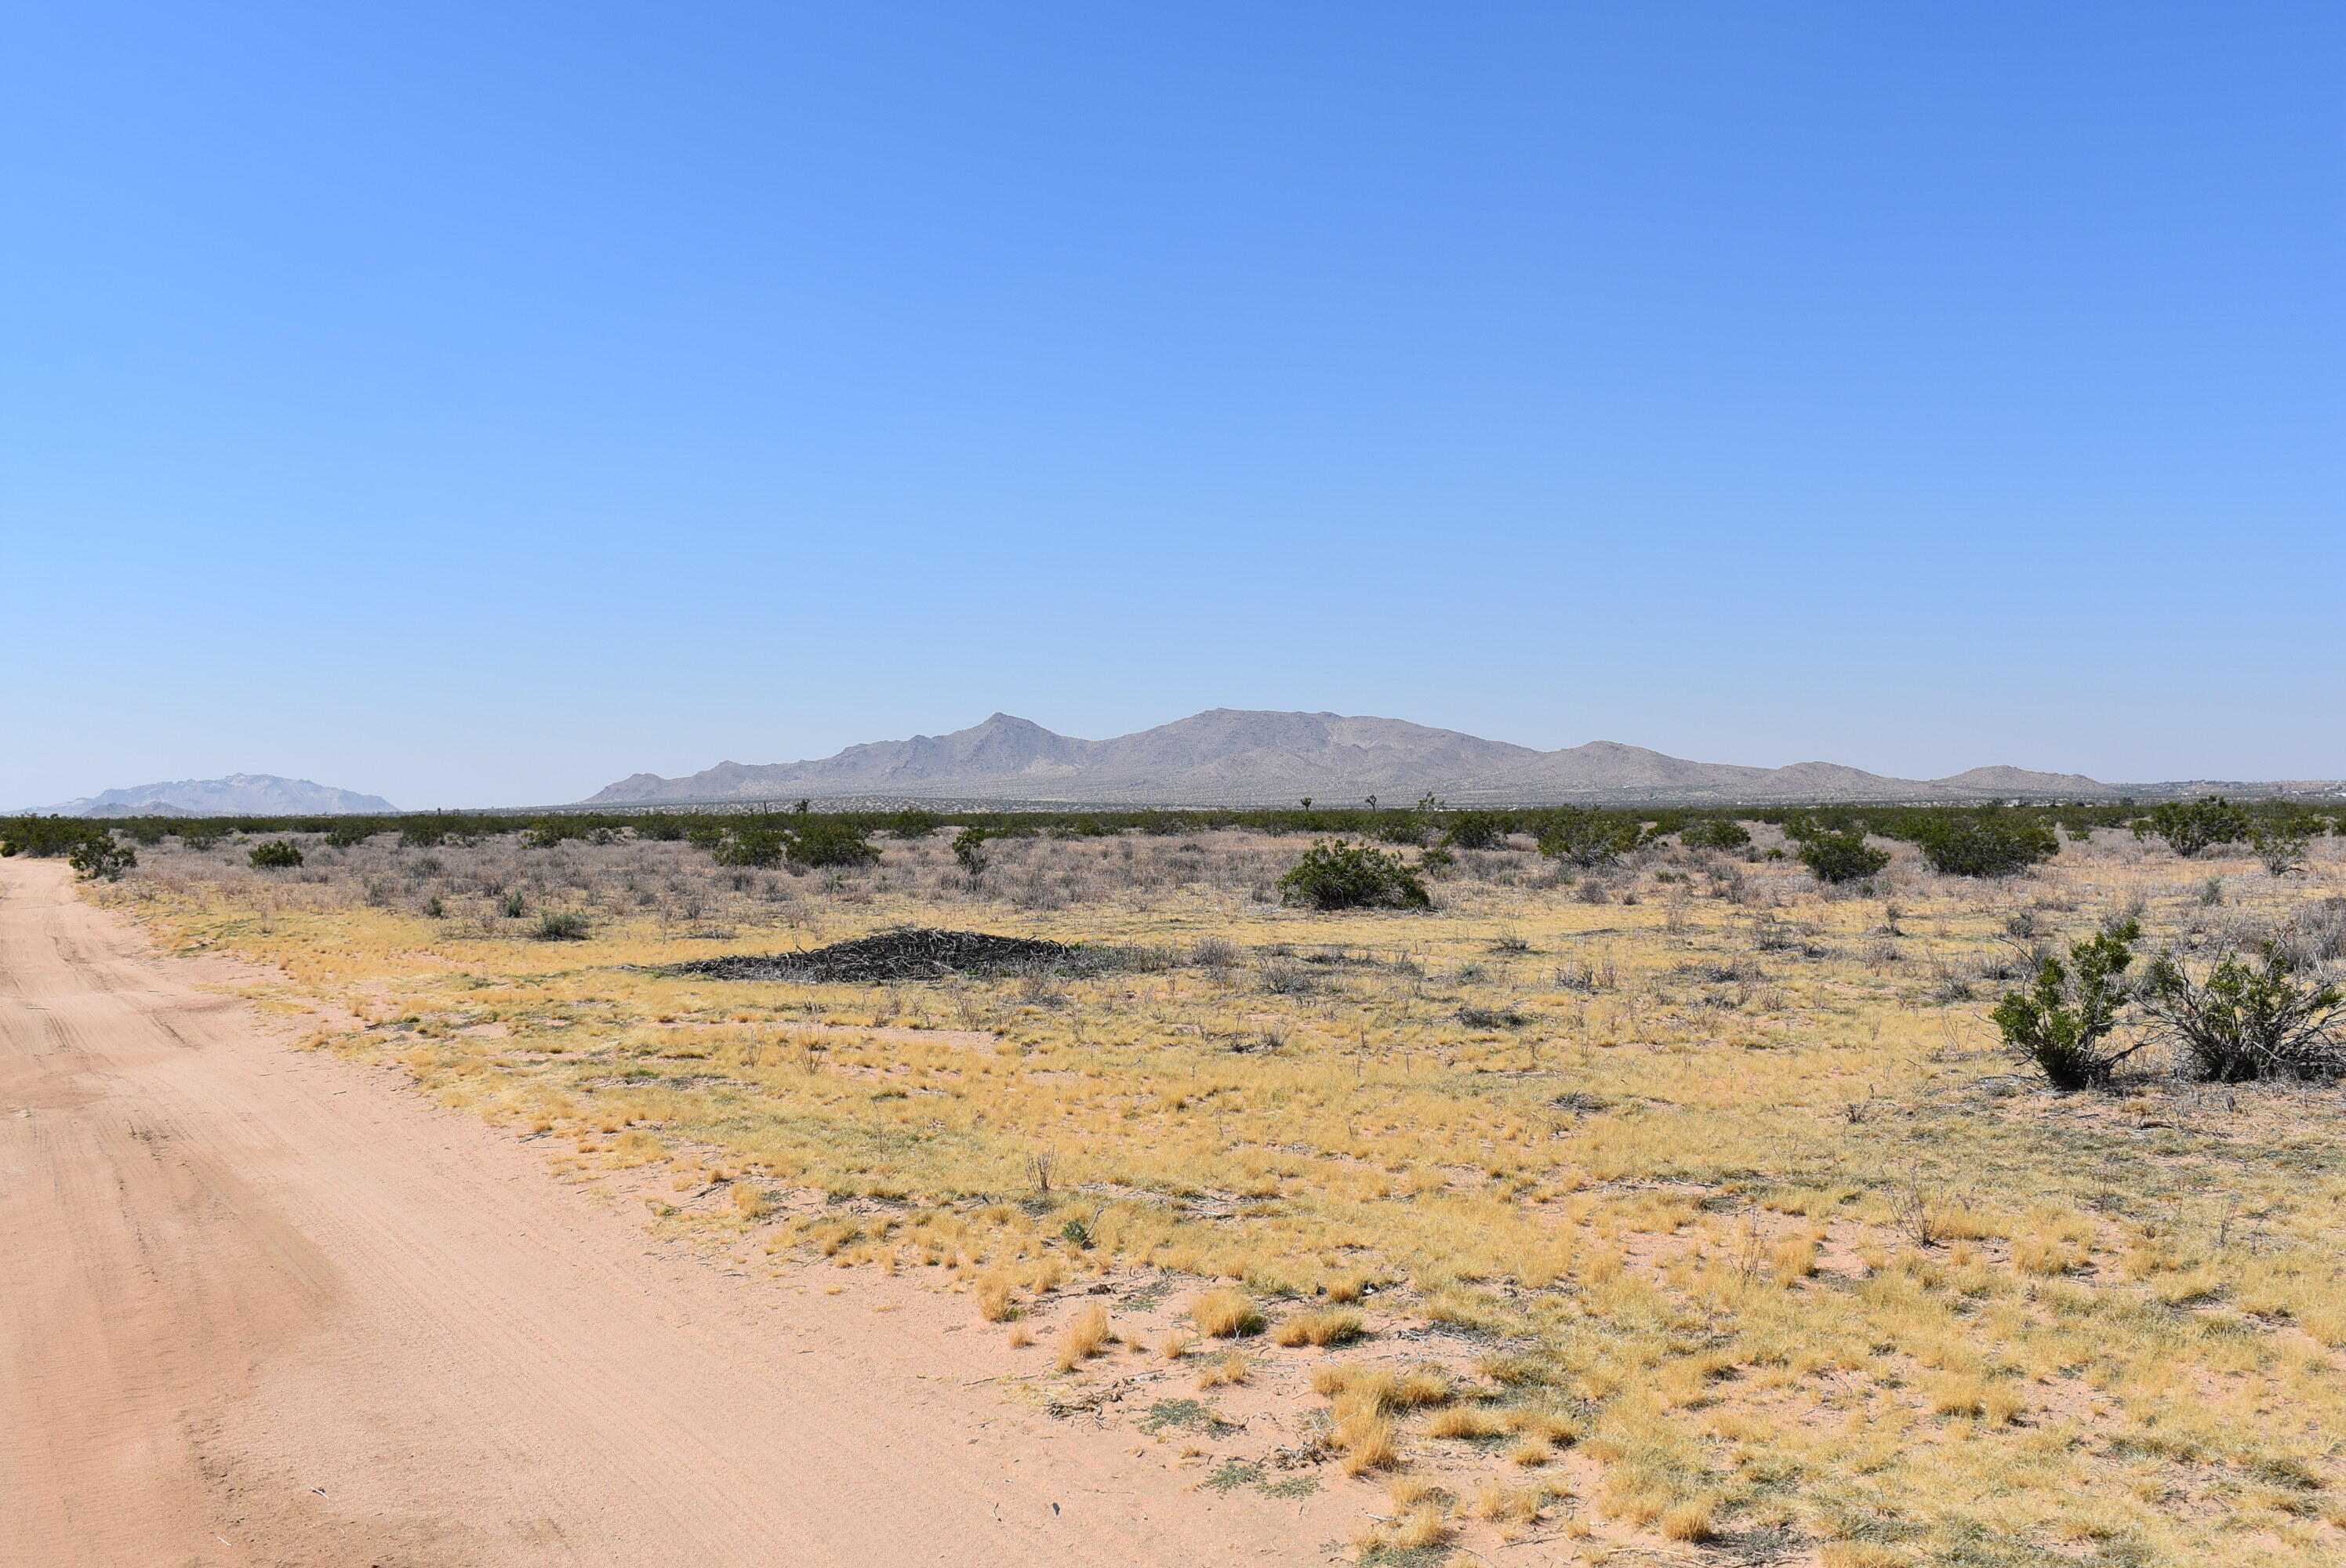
[0,858,1337,1566]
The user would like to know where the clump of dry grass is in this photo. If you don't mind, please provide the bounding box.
[1055,1304,1113,1371]
[1658,1495,1718,1542]
[975,1272,1017,1322]
[1426,1406,1502,1439]
[1188,1287,1262,1338]
[1271,1308,1363,1347]
[1196,1351,1248,1388]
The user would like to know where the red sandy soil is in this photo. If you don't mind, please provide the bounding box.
[0,857,1353,1567]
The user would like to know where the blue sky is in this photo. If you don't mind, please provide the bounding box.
[5,2,2340,808]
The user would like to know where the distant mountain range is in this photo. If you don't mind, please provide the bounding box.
[21,775,398,818]
[583,710,2319,808]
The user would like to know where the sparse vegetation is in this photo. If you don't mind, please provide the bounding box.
[67,800,2346,1565]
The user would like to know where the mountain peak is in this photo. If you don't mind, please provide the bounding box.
[576,710,2124,808]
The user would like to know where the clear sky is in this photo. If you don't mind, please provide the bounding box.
[6,2,2340,809]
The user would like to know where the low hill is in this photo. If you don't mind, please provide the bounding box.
[22,775,398,818]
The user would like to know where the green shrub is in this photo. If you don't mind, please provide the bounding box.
[1532,808,1640,868]
[534,911,591,942]
[785,821,880,869]
[400,819,456,848]
[500,889,527,918]
[884,810,945,839]
[122,819,169,846]
[67,834,136,881]
[248,839,305,869]
[1992,920,2144,1089]
[324,821,375,848]
[1276,839,1431,911]
[1907,814,2060,877]
[713,827,786,868]
[953,826,991,875]
[521,819,582,849]
[2250,814,2321,877]
[1681,818,1751,851]
[1797,830,1888,884]
[2147,797,2250,859]
[1440,811,1513,851]
[180,824,227,851]
[2141,943,2345,1082]
[683,818,726,849]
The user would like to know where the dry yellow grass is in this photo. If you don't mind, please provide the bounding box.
[975,1272,1016,1323]
[1188,1287,1262,1339]
[1270,1307,1364,1347]
[91,821,2346,1565]
[1055,1303,1113,1371]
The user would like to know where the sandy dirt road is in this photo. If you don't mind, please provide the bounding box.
[0,858,1341,1566]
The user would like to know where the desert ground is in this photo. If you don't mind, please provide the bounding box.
[14,818,2346,1566]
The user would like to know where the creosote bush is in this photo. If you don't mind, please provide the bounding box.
[1276,839,1430,911]
[247,839,305,869]
[2146,796,2251,859]
[783,820,881,869]
[1440,811,1513,851]
[1680,818,1751,851]
[1797,829,1888,885]
[1992,920,2143,1089]
[68,834,137,881]
[1532,807,1640,868]
[2142,943,2346,1083]
[1905,813,2060,877]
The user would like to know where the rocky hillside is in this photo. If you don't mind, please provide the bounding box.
[583,710,2123,808]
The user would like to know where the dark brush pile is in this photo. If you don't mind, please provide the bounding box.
[670,926,1089,983]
